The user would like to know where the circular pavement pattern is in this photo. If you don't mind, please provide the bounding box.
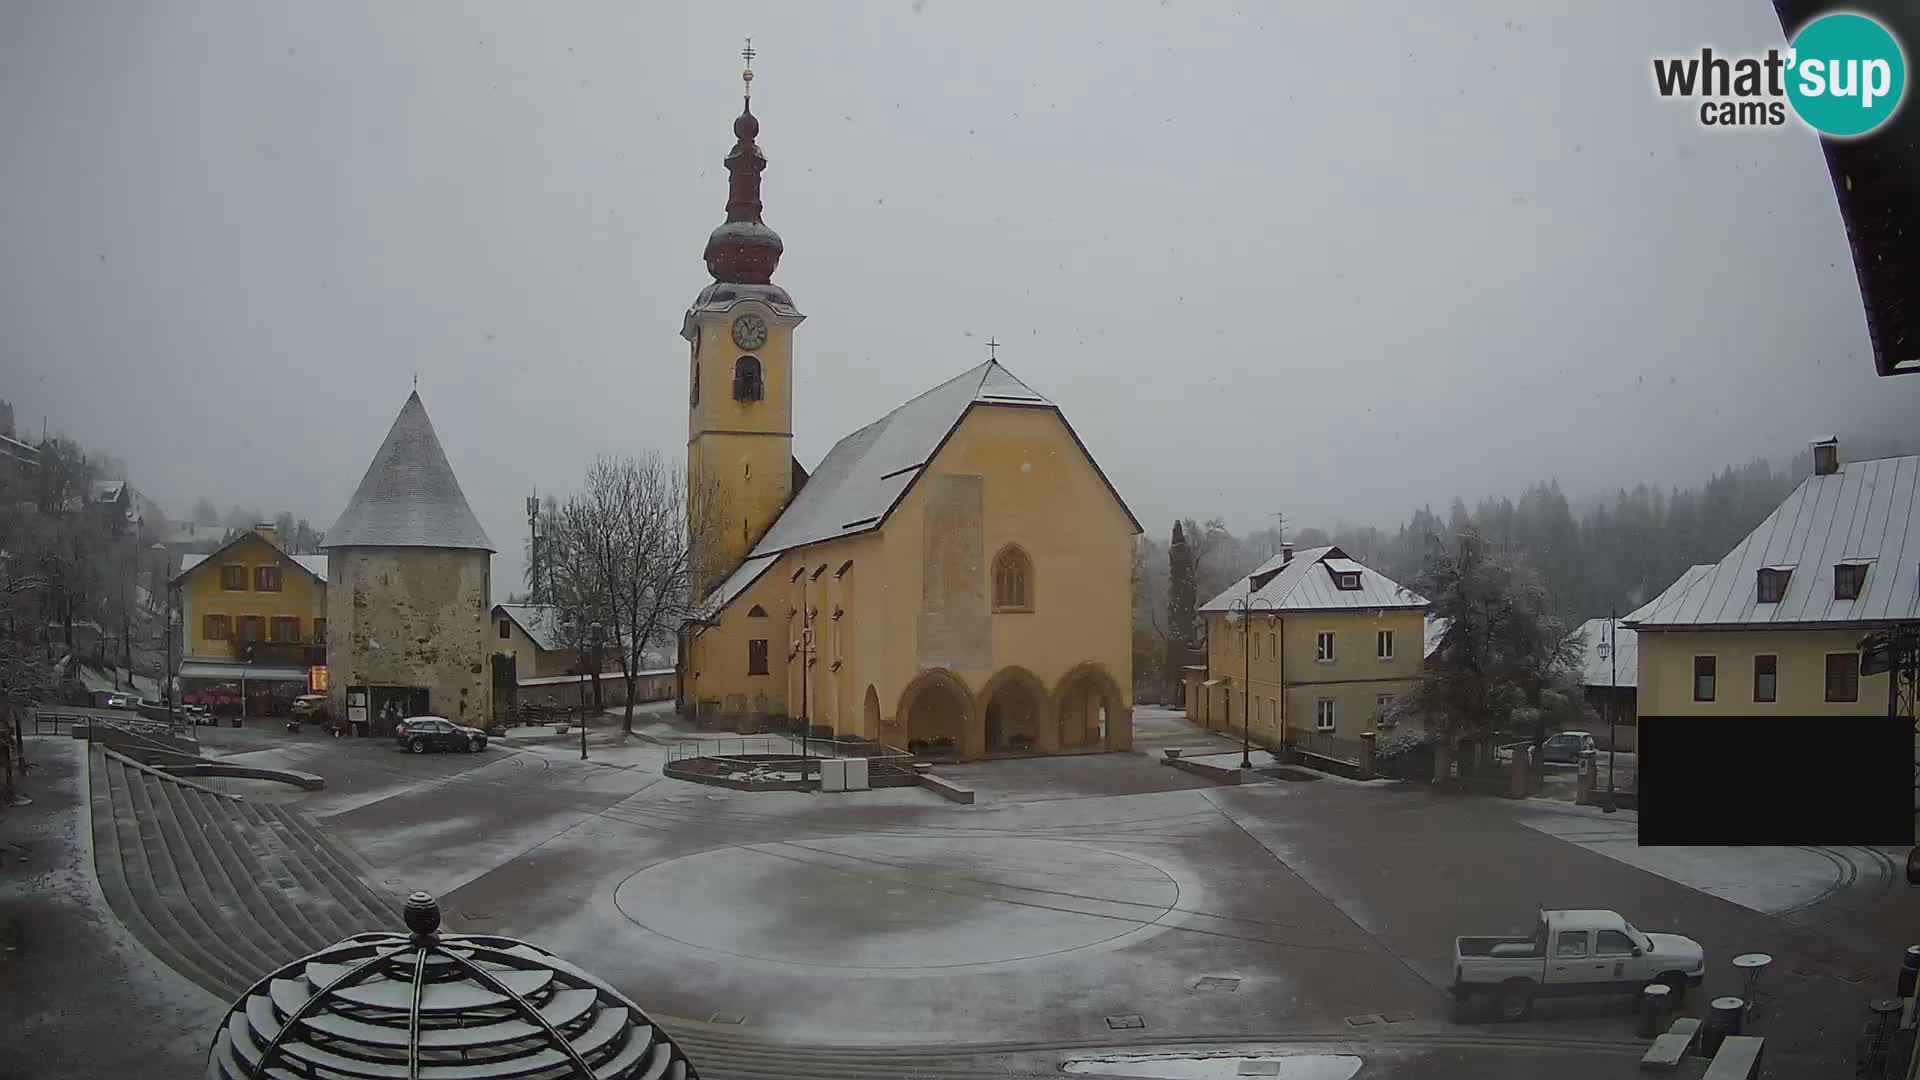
[613,835,1182,971]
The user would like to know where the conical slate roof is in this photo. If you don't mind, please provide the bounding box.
[322,392,494,551]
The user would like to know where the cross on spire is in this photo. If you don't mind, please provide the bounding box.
[741,37,755,98]
[985,337,1001,360]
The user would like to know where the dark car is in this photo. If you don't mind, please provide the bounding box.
[1540,730,1597,764]
[395,716,488,754]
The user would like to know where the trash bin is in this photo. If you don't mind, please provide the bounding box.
[1899,945,1920,998]
[1702,996,1744,1055]
[1637,983,1672,1038]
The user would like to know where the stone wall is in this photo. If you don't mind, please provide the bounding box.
[326,547,491,726]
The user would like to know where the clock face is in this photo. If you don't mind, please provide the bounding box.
[731,313,769,351]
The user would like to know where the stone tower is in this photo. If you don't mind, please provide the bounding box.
[322,392,494,731]
[683,58,805,600]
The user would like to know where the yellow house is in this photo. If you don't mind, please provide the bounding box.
[1192,546,1429,750]
[677,84,1141,758]
[1625,441,1916,720]
[491,603,612,680]
[172,523,328,715]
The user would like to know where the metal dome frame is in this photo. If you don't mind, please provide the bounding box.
[207,892,698,1079]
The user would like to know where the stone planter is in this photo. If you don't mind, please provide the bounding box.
[553,724,569,735]
[1163,748,1184,760]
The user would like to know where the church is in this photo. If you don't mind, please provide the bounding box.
[677,60,1140,758]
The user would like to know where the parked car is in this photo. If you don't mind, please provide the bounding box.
[290,694,331,721]
[395,716,488,754]
[1453,908,1705,1021]
[1493,731,1598,765]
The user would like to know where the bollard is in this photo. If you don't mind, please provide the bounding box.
[1899,945,1920,998]
[1702,996,1744,1055]
[1637,983,1672,1038]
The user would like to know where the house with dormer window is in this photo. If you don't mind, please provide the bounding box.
[1624,438,1919,719]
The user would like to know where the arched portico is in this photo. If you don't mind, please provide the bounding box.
[863,685,881,741]
[898,668,978,758]
[1052,662,1131,752]
[979,666,1049,754]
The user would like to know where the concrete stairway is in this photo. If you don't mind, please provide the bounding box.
[85,746,401,1004]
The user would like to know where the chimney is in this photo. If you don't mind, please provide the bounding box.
[1812,437,1840,477]
[1281,542,1294,564]
[253,522,279,548]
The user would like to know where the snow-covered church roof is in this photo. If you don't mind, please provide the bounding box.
[703,359,1139,609]
[323,391,494,552]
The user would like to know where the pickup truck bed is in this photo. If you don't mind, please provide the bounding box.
[1457,935,1541,959]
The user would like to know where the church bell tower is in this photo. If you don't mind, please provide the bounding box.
[684,41,804,601]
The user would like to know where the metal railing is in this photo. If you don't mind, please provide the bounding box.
[665,735,914,765]
[1287,728,1364,766]
[33,708,187,740]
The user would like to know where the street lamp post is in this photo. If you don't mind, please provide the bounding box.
[1227,596,1274,771]
[580,621,602,761]
[1604,608,1618,814]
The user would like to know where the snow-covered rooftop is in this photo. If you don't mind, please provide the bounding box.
[178,550,327,583]
[323,392,494,552]
[1623,454,1920,629]
[1200,546,1427,614]
[701,359,1139,608]
[496,603,566,652]
[1423,615,1452,659]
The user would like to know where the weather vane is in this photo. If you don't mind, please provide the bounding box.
[985,337,1000,360]
[741,37,755,99]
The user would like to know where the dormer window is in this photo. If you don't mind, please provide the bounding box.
[1834,560,1871,600]
[1322,556,1366,592]
[1756,566,1794,604]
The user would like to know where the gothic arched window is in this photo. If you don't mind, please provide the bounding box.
[992,545,1033,613]
[733,356,763,402]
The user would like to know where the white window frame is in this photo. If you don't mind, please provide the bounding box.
[1316,631,1335,663]
[1315,698,1336,731]
[1376,629,1394,660]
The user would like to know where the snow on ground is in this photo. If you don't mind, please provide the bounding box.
[1062,1051,1363,1079]
[1,740,222,1079]
[1512,801,1843,915]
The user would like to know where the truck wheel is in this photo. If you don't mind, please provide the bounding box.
[1496,979,1536,1022]
[1654,972,1688,1005]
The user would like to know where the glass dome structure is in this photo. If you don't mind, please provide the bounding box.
[207,892,698,1079]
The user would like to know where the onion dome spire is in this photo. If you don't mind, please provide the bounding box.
[704,38,784,285]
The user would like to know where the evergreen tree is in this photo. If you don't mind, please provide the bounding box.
[1165,521,1197,701]
[1395,531,1586,750]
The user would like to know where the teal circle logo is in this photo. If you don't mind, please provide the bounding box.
[1786,13,1906,137]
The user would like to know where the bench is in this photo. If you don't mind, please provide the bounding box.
[1641,1016,1703,1071]
[1701,1035,1762,1079]
[917,773,975,805]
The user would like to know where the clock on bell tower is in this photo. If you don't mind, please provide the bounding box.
[684,45,805,601]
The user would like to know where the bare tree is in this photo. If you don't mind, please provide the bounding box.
[548,455,723,733]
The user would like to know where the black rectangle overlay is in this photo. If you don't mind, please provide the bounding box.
[1638,716,1913,846]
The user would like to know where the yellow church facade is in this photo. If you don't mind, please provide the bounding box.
[676,76,1139,758]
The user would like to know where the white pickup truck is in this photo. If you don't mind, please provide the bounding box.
[1452,909,1705,1021]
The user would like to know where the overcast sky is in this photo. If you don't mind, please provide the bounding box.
[4,1,1914,597]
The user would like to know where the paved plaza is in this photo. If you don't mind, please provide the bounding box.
[4,707,1912,1077]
